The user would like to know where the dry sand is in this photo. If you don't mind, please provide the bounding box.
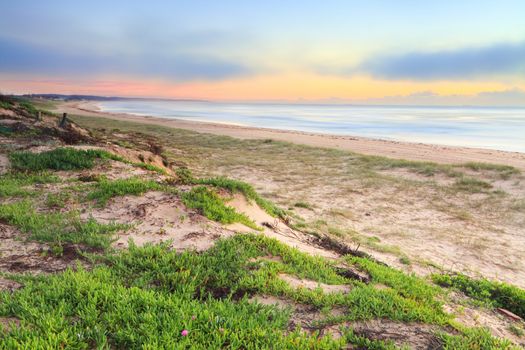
[56,101,525,171]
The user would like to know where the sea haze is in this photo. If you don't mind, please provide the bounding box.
[98,100,525,153]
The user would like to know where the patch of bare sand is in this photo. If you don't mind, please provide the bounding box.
[83,191,234,251]
[0,108,18,118]
[92,159,152,180]
[0,317,20,333]
[251,294,449,348]
[249,255,284,264]
[0,153,9,174]
[250,295,346,331]
[278,273,351,294]
[444,292,525,347]
[0,136,17,149]
[0,224,85,274]
[324,319,443,349]
[357,192,523,286]
[0,278,22,292]
[106,144,169,172]
[24,144,64,153]
[235,169,525,287]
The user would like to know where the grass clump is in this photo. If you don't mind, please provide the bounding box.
[462,162,520,179]
[173,168,284,218]
[197,176,285,218]
[432,273,525,319]
[45,191,73,208]
[0,95,14,109]
[511,199,525,212]
[182,186,260,230]
[399,256,411,265]
[133,162,168,174]
[508,324,524,337]
[78,173,108,182]
[8,147,119,172]
[0,101,12,109]
[18,98,39,116]
[359,155,455,177]
[453,177,493,193]
[87,177,162,206]
[0,172,59,198]
[294,201,313,209]
[175,167,195,184]
[0,200,126,249]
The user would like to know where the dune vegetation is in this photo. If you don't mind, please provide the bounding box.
[0,98,524,348]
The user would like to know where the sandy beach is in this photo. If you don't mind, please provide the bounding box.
[55,101,525,171]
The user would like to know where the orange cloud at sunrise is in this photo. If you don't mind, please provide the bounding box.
[2,73,520,103]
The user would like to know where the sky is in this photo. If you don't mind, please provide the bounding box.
[1,0,525,105]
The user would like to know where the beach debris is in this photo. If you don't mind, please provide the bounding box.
[497,308,523,322]
[333,265,371,283]
[262,220,279,230]
[59,112,68,128]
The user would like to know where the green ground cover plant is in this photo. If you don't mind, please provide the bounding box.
[0,200,127,250]
[174,168,284,218]
[181,186,260,230]
[8,148,119,172]
[197,177,285,218]
[0,234,515,349]
[0,172,59,198]
[432,273,525,319]
[87,177,162,206]
[134,161,168,174]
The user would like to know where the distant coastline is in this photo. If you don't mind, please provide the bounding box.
[54,100,525,171]
[95,99,525,153]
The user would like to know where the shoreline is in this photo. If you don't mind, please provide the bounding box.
[55,101,525,171]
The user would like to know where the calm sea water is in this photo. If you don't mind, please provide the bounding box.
[98,100,525,153]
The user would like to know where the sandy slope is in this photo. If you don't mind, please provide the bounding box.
[55,101,525,171]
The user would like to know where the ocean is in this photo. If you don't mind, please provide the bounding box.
[98,100,525,153]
